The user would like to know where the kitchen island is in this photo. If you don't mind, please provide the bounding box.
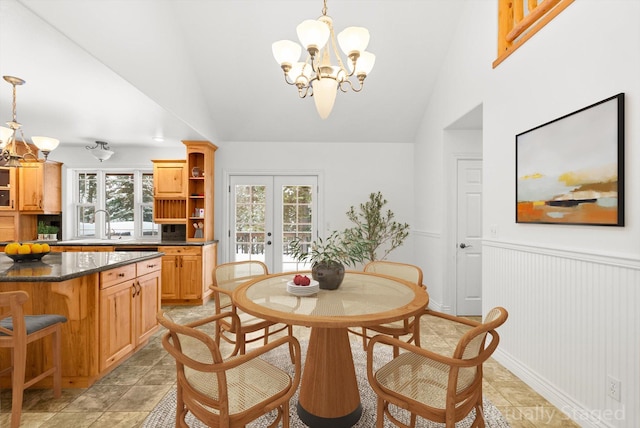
[0,251,163,388]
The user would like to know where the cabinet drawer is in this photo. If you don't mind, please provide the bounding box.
[137,257,162,276]
[100,264,136,289]
[158,246,201,256]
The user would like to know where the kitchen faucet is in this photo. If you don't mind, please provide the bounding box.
[94,209,112,240]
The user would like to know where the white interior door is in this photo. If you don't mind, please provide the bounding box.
[229,175,318,273]
[456,159,483,316]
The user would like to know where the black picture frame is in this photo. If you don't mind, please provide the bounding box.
[516,93,624,226]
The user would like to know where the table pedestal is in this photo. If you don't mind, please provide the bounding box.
[297,327,362,427]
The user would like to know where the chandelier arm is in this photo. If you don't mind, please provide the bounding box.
[18,128,34,157]
[350,76,366,92]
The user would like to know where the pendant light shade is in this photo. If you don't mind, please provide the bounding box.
[296,19,330,51]
[337,26,370,56]
[312,78,338,119]
[32,136,60,160]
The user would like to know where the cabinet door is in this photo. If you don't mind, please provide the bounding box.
[180,254,203,300]
[100,281,136,372]
[136,270,161,344]
[160,255,180,300]
[18,162,42,211]
[153,161,187,198]
[0,167,16,211]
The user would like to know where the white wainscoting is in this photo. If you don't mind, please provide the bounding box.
[483,240,640,428]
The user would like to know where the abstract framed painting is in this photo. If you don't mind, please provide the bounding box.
[516,93,624,226]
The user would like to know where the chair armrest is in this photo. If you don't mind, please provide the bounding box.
[367,333,496,370]
[209,285,234,298]
[181,310,241,331]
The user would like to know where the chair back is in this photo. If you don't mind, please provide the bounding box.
[212,260,268,310]
[364,261,423,287]
[452,307,508,394]
[0,291,29,345]
[157,311,227,414]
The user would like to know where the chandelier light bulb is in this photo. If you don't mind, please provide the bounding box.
[337,26,370,56]
[0,126,13,149]
[272,40,302,67]
[349,51,376,76]
[296,19,330,53]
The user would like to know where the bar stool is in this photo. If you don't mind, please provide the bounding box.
[0,290,67,428]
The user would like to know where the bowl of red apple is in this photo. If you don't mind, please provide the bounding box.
[287,274,319,296]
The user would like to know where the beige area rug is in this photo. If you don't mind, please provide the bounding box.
[143,341,510,427]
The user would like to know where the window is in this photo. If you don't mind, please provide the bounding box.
[73,169,158,239]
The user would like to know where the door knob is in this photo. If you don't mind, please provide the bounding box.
[459,243,472,249]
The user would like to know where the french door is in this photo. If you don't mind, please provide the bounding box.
[229,175,318,273]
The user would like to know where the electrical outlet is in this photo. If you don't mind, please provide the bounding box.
[607,376,621,401]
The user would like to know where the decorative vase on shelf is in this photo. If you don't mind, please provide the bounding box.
[191,167,201,177]
[312,262,345,290]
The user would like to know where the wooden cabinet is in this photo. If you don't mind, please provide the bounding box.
[152,160,187,224]
[185,141,216,241]
[159,243,216,304]
[151,141,216,239]
[99,258,161,371]
[18,160,62,214]
[153,160,187,197]
[135,258,162,344]
[0,167,16,211]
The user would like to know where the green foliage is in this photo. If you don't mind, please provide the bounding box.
[37,221,59,234]
[343,192,410,262]
[289,230,368,268]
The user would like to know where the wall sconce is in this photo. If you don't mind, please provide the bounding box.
[85,141,114,162]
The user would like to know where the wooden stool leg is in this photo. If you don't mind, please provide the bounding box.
[11,347,26,428]
[53,325,62,398]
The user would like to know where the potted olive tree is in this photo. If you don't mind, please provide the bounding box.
[289,230,367,290]
[342,191,410,262]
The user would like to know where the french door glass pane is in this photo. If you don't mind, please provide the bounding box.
[234,185,266,262]
[282,185,313,272]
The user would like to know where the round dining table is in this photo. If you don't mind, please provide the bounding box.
[233,270,429,428]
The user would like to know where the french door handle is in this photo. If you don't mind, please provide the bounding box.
[459,243,472,249]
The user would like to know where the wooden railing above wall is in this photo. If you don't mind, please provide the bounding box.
[494,0,574,68]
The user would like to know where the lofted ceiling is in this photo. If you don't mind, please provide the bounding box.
[0,0,467,150]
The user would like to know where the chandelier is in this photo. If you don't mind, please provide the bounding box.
[0,76,59,167]
[272,0,375,119]
[86,141,114,162]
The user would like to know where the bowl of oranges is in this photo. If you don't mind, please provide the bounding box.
[3,242,51,262]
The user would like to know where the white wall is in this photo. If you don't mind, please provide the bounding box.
[215,141,415,264]
[415,1,640,426]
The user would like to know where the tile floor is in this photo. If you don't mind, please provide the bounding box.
[0,301,579,427]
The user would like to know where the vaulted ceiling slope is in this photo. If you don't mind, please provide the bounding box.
[0,0,466,149]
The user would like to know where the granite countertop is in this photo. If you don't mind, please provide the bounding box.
[0,251,163,282]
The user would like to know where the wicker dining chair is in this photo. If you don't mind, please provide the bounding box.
[210,260,294,361]
[349,260,427,357]
[366,307,508,428]
[157,310,301,428]
[0,290,67,428]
